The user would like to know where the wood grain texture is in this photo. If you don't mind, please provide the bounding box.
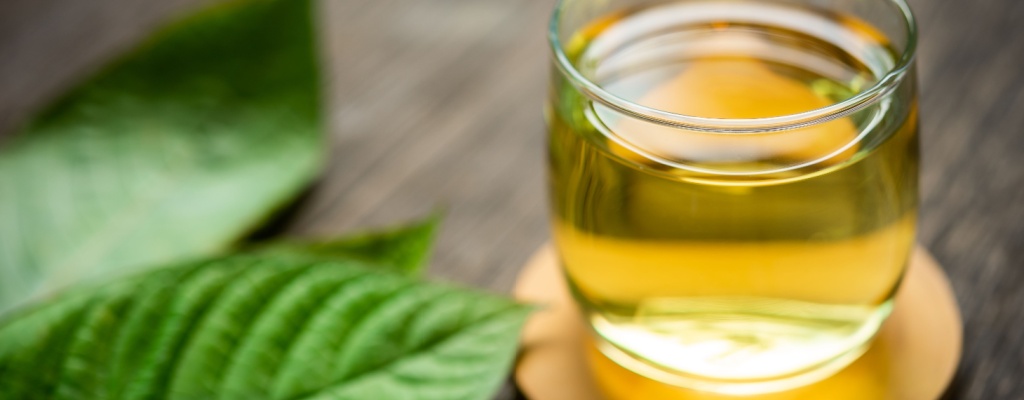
[0,0,1021,398]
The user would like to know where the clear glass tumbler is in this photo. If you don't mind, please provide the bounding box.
[546,0,918,394]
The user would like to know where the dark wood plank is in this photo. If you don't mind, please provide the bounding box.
[0,0,1021,398]
[910,0,1024,398]
[292,0,553,291]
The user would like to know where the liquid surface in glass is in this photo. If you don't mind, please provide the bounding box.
[548,1,918,393]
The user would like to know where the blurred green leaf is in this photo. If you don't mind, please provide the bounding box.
[0,0,323,312]
[266,215,440,276]
[0,250,530,400]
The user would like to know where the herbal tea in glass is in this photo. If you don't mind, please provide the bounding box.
[547,0,918,394]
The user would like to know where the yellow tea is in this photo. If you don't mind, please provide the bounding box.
[547,1,918,393]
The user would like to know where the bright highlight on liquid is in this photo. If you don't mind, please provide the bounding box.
[548,1,918,394]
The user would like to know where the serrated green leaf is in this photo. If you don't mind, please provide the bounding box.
[266,215,440,275]
[0,253,531,400]
[0,0,323,313]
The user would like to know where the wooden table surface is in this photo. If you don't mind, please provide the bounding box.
[1,0,1021,398]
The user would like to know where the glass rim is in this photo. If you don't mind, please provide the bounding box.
[547,0,919,134]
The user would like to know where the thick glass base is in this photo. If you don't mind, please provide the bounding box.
[589,299,892,395]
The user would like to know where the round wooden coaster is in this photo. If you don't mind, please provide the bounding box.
[514,245,962,400]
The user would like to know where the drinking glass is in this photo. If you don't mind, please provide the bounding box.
[546,0,918,394]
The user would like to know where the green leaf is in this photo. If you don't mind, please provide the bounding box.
[0,0,323,312]
[266,215,440,275]
[0,253,531,400]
